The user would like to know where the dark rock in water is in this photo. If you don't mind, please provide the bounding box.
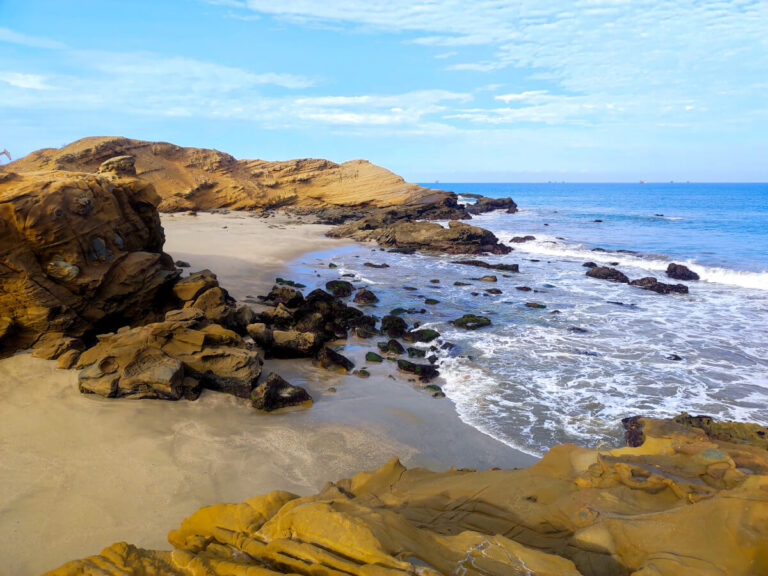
[366,351,384,363]
[485,288,502,295]
[363,262,390,269]
[516,286,532,292]
[594,219,603,223]
[355,327,378,339]
[403,328,440,343]
[175,260,191,268]
[510,235,536,243]
[471,292,479,296]
[353,369,370,378]
[353,288,379,305]
[407,347,426,358]
[424,298,440,305]
[586,266,630,283]
[315,347,355,373]
[424,384,445,398]
[402,286,418,291]
[472,275,497,282]
[574,349,601,357]
[389,307,426,316]
[525,302,546,309]
[592,247,607,252]
[568,327,589,334]
[454,281,470,286]
[451,314,491,330]
[630,277,689,294]
[429,279,440,284]
[397,359,440,382]
[378,339,405,355]
[667,263,700,281]
[328,263,337,268]
[325,280,354,298]
[388,247,416,254]
[455,260,519,272]
[381,315,408,338]
[251,373,312,412]
[466,196,518,215]
[583,261,597,268]
[667,354,683,361]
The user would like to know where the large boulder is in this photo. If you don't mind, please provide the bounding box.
[75,308,262,400]
[586,266,630,283]
[667,263,700,281]
[315,346,354,373]
[250,373,312,412]
[0,170,178,356]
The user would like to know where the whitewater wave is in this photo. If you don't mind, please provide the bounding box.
[500,232,768,291]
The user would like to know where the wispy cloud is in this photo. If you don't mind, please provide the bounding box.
[0,27,66,50]
[0,72,53,90]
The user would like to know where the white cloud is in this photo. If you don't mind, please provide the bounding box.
[0,72,53,90]
[0,27,66,50]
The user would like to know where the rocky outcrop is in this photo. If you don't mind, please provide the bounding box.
[455,259,519,272]
[329,219,511,255]
[9,136,461,216]
[667,262,700,281]
[451,314,491,329]
[0,168,178,356]
[466,196,518,214]
[586,266,630,283]
[630,276,689,294]
[75,307,262,399]
[48,413,768,576]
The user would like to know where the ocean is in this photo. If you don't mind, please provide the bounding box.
[289,183,768,456]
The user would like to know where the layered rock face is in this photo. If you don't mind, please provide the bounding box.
[0,166,177,356]
[9,137,457,216]
[47,413,768,576]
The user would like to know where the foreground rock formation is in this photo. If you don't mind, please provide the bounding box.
[0,164,178,356]
[8,137,458,217]
[47,413,768,575]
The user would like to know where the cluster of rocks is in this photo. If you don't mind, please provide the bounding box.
[248,280,446,395]
[585,262,699,295]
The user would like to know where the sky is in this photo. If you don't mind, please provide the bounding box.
[1,0,766,182]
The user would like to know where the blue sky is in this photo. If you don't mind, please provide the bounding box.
[1,0,766,181]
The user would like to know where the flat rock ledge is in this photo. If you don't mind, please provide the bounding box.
[47,413,768,576]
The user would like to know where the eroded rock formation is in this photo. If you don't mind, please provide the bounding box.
[47,414,768,576]
[0,165,178,356]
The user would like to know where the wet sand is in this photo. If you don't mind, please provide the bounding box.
[0,212,535,575]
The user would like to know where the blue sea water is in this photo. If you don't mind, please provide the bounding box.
[289,183,768,456]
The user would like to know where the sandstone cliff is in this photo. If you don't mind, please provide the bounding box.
[9,137,454,215]
[46,414,768,576]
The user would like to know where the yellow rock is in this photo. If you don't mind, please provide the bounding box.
[42,419,768,576]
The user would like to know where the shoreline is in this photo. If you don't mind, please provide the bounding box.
[0,212,535,576]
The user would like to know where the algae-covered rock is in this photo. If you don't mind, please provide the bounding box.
[451,314,491,330]
[381,314,407,338]
[402,328,440,343]
[397,359,439,382]
[365,351,384,363]
[377,339,405,355]
[325,280,354,298]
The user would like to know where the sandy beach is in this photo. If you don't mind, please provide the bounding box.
[0,212,535,576]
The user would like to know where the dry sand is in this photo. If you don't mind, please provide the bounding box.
[0,212,535,575]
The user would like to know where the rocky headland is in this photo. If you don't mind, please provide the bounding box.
[47,413,768,576]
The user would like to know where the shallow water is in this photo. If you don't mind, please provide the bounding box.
[287,183,768,456]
